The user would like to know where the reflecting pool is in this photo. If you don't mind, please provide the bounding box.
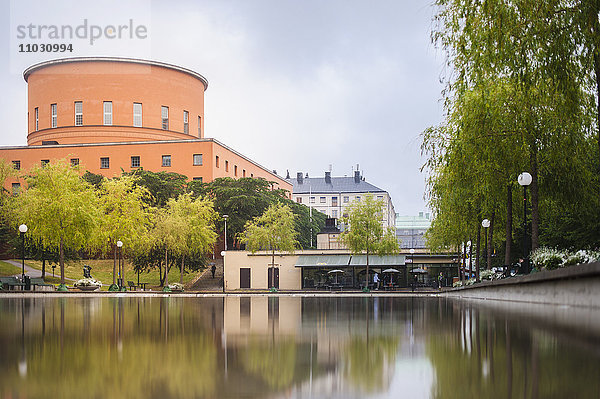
[1,295,599,398]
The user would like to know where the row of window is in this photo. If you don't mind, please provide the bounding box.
[214,155,251,178]
[11,153,204,171]
[296,194,384,205]
[12,154,251,179]
[33,102,201,135]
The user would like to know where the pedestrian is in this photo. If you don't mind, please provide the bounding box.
[211,264,216,278]
[373,272,380,290]
[437,272,443,290]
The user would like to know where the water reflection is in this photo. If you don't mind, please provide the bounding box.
[0,296,599,398]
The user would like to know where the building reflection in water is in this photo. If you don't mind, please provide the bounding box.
[0,296,599,398]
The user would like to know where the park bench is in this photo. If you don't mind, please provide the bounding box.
[0,276,24,291]
[127,281,137,291]
[30,277,54,291]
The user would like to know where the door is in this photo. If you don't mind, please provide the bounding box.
[240,268,251,289]
[268,267,279,289]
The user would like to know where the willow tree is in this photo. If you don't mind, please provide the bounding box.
[14,160,100,289]
[241,203,298,290]
[154,193,217,290]
[341,194,398,291]
[427,0,595,261]
[97,175,153,290]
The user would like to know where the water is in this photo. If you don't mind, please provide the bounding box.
[1,295,599,398]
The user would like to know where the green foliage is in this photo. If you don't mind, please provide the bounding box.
[12,159,100,283]
[123,168,187,207]
[341,194,399,256]
[242,203,298,255]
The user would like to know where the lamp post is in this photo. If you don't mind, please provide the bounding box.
[518,172,532,274]
[223,215,229,252]
[116,240,123,290]
[482,219,490,270]
[19,224,28,285]
[410,248,415,286]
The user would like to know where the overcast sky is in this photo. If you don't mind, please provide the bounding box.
[1,0,444,216]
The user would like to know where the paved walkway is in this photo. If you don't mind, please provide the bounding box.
[187,259,223,291]
[5,260,74,281]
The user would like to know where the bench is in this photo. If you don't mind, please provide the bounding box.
[127,281,137,291]
[0,276,25,290]
[30,277,54,291]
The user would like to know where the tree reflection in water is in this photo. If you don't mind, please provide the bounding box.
[0,297,599,398]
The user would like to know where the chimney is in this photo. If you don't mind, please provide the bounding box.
[354,170,361,183]
[297,172,303,184]
[325,171,331,184]
[286,170,290,179]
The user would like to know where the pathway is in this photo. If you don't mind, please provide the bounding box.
[6,260,75,281]
[187,259,223,291]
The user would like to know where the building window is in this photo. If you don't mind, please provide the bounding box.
[343,196,349,203]
[198,116,202,137]
[12,183,20,196]
[131,156,140,168]
[34,107,39,131]
[193,177,203,182]
[161,106,169,130]
[103,102,112,125]
[41,159,49,167]
[162,155,171,167]
[74,101,83,126]
[12,160,20,170]
[183,110,189,134]
[320,196,326,204]
[296,197,302,203]
[193,154,203,166]
[51,103,57,128]
[70,158,79,166]
[243,169,246,177]
[100,157,110,169]
[332,209,338,218]
[332,196,338,207]
[133,103,142,127]
[310,196,315,203]
[234,165,238,177]
[225,160,229,172]
[215,156,219,168]
[250,173,254,178]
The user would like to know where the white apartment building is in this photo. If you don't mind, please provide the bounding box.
[286,170,396,230]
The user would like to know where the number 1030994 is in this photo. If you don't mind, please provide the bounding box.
[18,43,73,52]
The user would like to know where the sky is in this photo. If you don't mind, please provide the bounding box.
[1,0,444,216]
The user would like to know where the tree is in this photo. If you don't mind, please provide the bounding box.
[96,175,153,290]
[123,169,187,207]
[13,160,100,288]
[153,193,218,290]
[341,194,399,291]
[241,203,299,290]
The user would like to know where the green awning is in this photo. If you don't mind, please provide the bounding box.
[295,255,351,268]
[349,255,406,266]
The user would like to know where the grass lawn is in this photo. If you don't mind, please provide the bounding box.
[21,258,204,290]
[0,261,21,276]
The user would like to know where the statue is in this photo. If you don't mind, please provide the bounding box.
[83,264,92,279]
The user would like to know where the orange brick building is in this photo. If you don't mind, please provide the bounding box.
[0,57,291,195]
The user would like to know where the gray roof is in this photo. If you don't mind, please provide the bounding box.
[287,175,386,195]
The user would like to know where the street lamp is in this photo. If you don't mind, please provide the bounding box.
[482,219,490,271]
[518,172,532,274]
[117,240,123,290]
[19,224,27,287]
[223,215,229,252]
[410,248,415,286]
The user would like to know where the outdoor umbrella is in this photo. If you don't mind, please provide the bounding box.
[382,268,400,273]
[327,269,344,284]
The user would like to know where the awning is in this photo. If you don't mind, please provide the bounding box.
[349,255,406,266]
[295,255,351,268]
